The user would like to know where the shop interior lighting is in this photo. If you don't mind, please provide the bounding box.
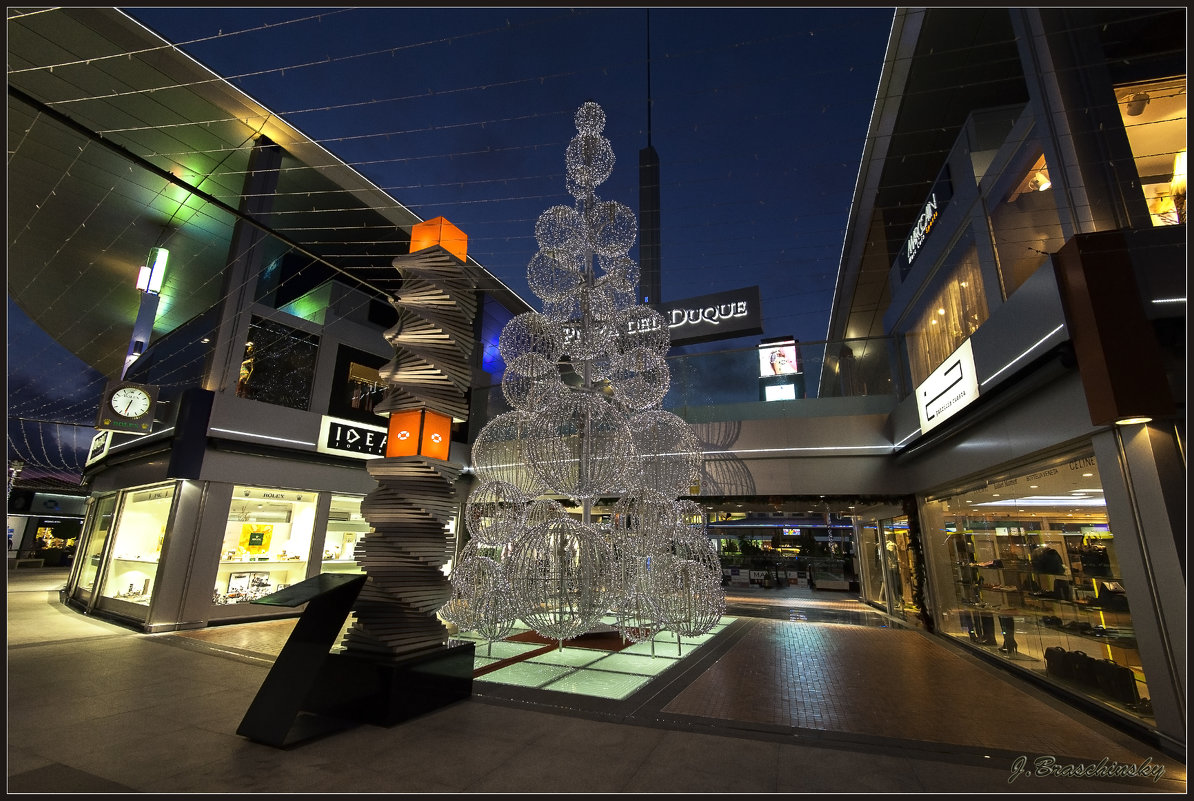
[975,495,1106,507]
[1114,416,1154,426]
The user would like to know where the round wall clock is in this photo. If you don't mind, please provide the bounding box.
[110,385,152,418]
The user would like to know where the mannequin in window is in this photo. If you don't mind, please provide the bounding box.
[238,342,255,398]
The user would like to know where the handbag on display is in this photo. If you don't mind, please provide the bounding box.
[1031,545,1065,574]
[1045,646,1069,678]
[1094,659,1140,705]
[1064,650,1099,689]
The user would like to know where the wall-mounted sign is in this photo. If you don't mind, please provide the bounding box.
[897,165,953,279]
[654,286,763,346]
[238,488,311,503]
[85,429,112,467]
[317,416,388,460]
[915,337,979,434]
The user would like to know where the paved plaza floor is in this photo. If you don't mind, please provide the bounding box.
[7,568,1185,794]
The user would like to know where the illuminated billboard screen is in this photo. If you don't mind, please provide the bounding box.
[758,341,800,378]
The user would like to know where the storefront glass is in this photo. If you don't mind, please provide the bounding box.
[880,516,916,619]
[213,486,318,605]
[98,483,176,606]
[859,521,885,608]
[321,494,367,574]
[921,448,1154,725]
[74,494,117,594]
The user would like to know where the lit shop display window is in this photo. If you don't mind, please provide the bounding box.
[75,494,117,594]
[1115,76,1186,227]
[99,484,176,606]
[321,494,367,574]
[922,450,1154,723]
[213,487,317,605]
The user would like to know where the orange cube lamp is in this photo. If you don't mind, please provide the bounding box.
[409,216,467,262]
[386,408,452,461]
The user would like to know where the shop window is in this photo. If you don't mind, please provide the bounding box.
[214,486,317,605]
[921,450,1154,725]
[990,153,1067,299]
[903,236,989,388]
[320,495,368,575]
[98,484,176,607]
[1115,76,1187,226]
[327,345,387,422]
[74,494,117,593]
[880,517,916,619]
[236,316,320,410]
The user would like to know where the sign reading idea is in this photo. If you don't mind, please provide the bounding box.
[317,416,388,460]
[653,285,763,346]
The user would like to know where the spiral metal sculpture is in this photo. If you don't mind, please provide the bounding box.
[345,237,476,659]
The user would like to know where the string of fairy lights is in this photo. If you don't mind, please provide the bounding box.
[7,7,1184,486]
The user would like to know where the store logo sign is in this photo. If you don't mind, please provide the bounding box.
[905,194,940,265]
[897,165,953,279]
[86,430,112,467]
[318,416,387,460]
[654,286,763,346]
[916,338,979,434]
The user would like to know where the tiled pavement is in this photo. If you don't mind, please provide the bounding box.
[7,568,1185,794]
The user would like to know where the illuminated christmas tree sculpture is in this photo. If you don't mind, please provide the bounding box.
[440,102,724,650]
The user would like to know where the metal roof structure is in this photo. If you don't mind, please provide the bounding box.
[6,7,528,491]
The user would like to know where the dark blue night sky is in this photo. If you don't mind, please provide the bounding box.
[124,6,893,343]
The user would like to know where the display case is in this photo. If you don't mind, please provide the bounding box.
[212,487,317,605]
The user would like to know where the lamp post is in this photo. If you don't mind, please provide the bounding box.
[123,246,168,378]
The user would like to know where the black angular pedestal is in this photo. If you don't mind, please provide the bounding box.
[303,642,476,727]
[235,572,474,748]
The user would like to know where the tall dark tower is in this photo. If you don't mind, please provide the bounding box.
[638,11,662,307]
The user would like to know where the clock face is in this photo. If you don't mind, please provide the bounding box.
[110,386,152,418]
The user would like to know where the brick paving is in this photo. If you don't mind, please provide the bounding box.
[9,568,1184,793]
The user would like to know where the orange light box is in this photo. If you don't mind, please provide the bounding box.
[386,408,452,461]
[409,216,467,262]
